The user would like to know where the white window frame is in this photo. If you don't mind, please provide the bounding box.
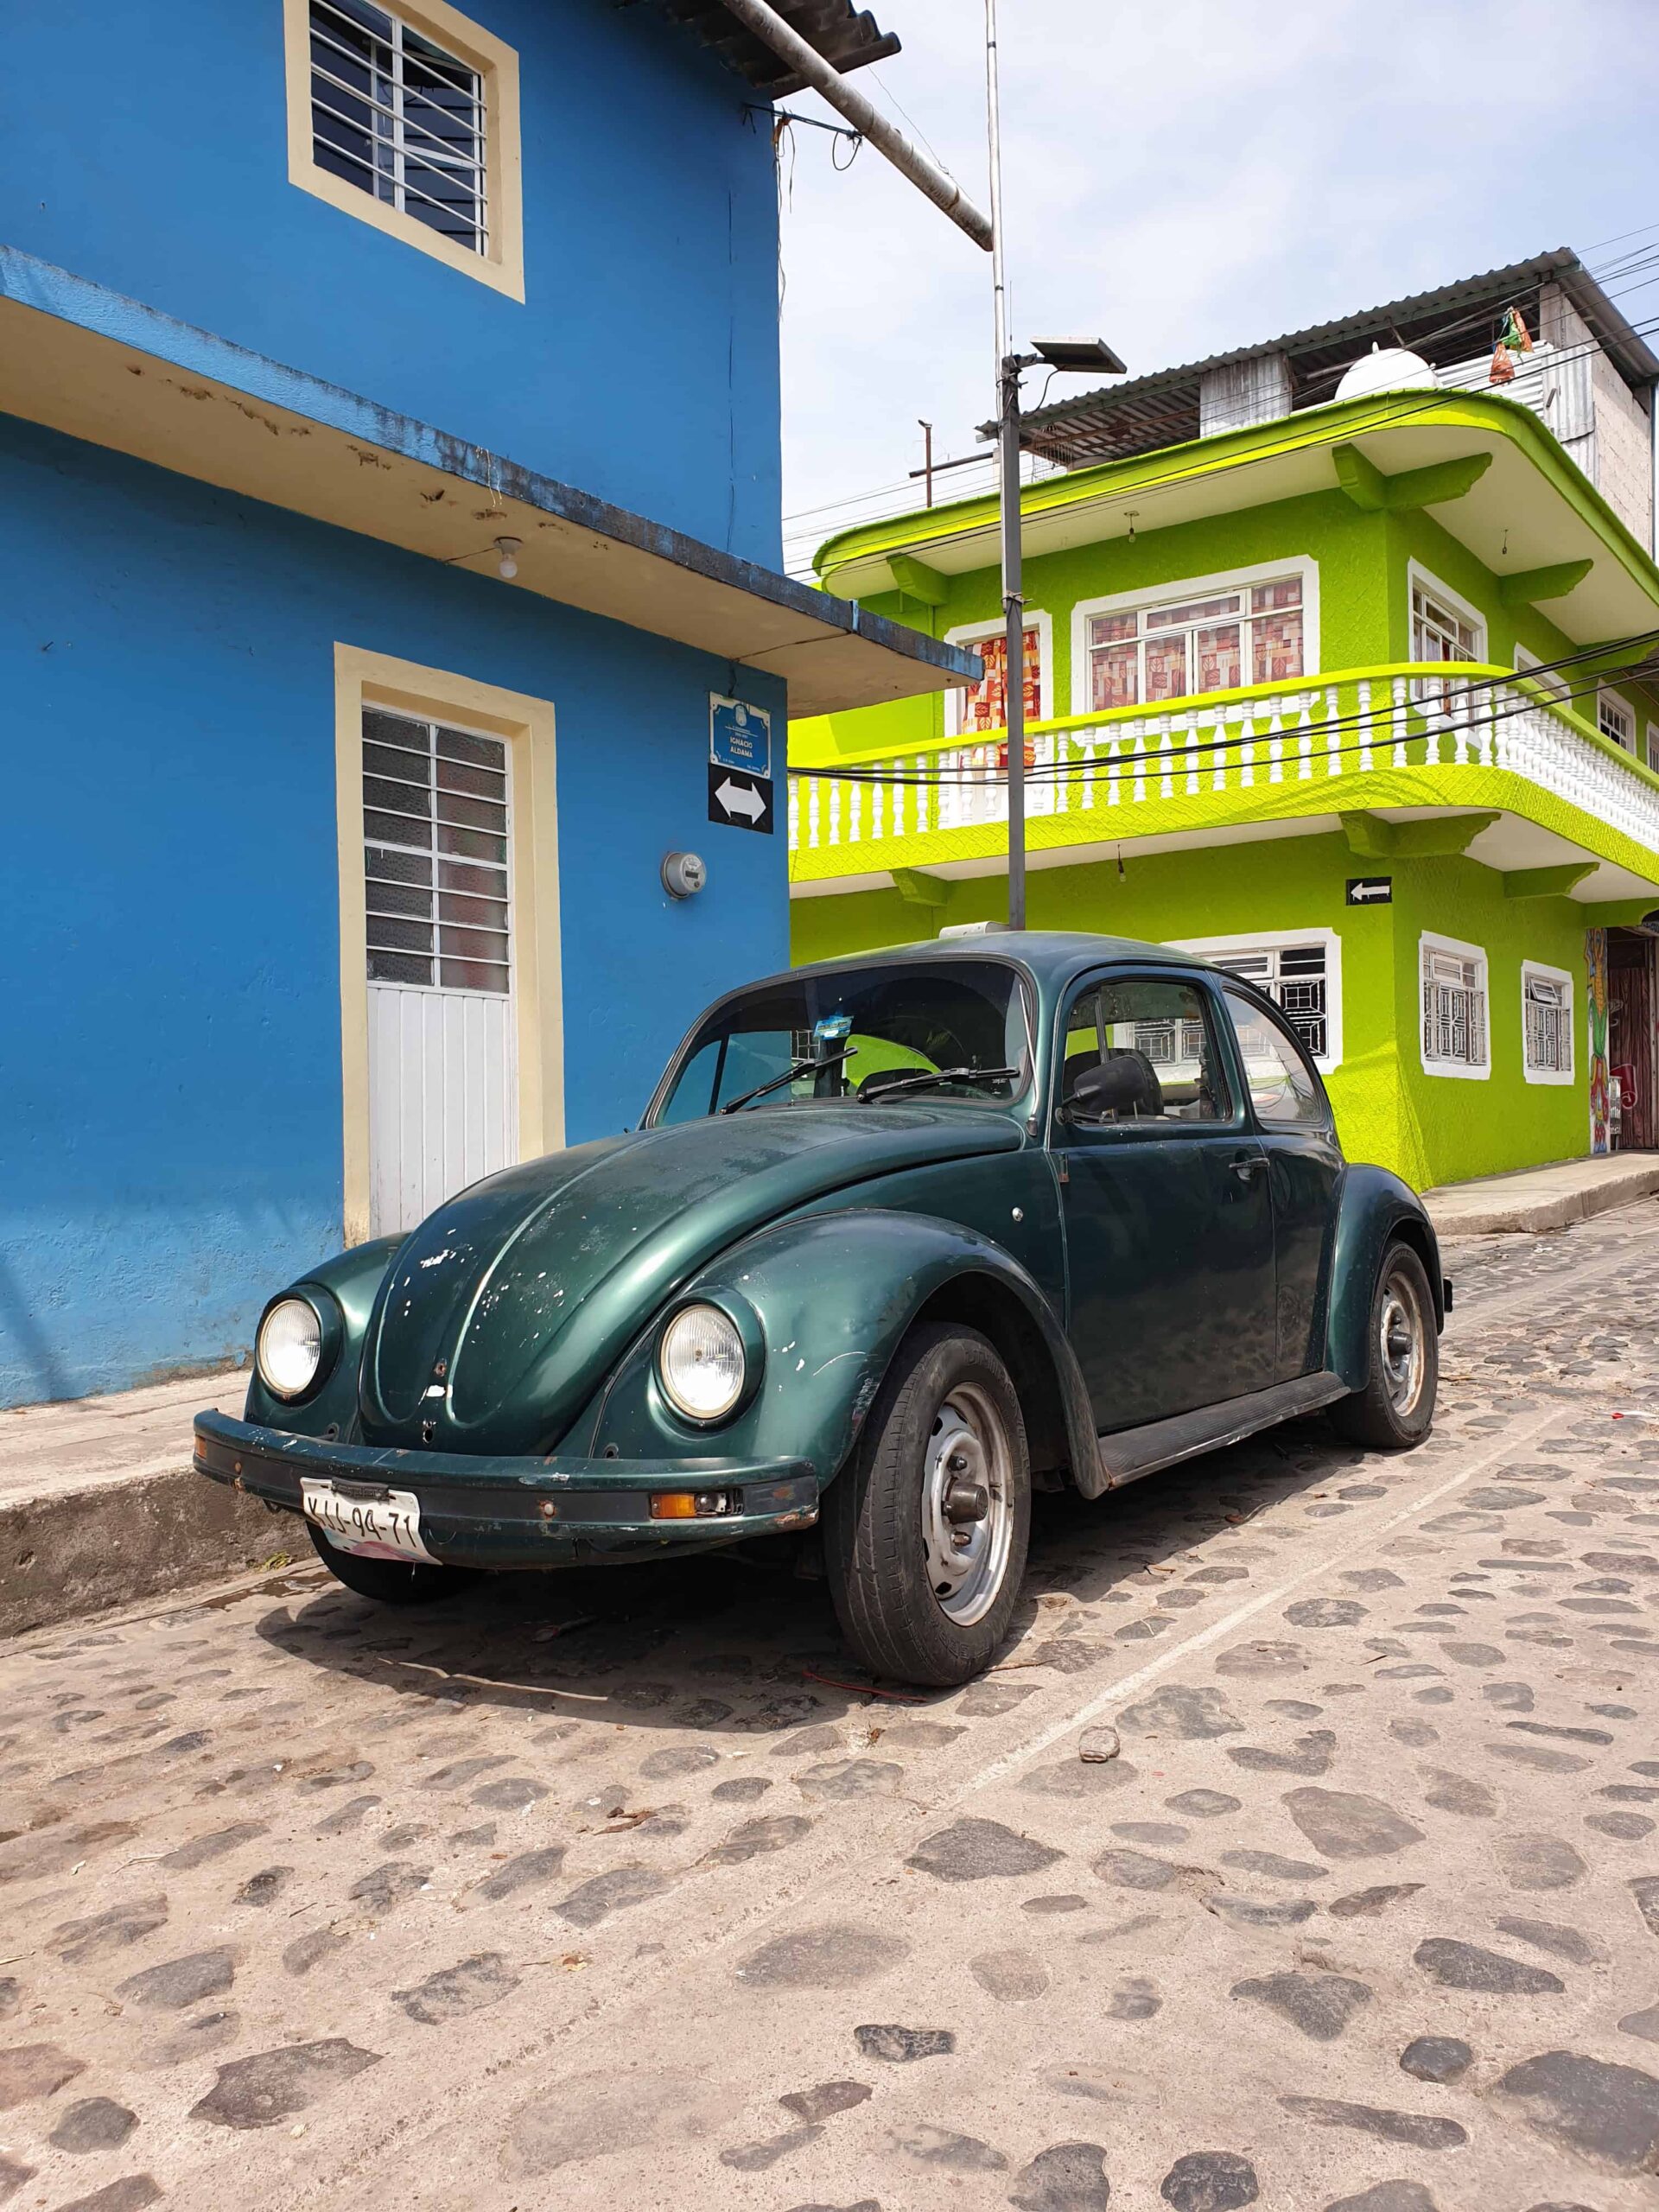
[1647,721,1659,772]
[1420,930,1491,1082]
[1163,926,1342,1074]
[1516,644,1569,706]
[1070,556,1320,716]
[1520,958,1575,1086]
[944,610,1054,738]
[1597,688,1636,753]
[283,0,524,301]
[1408,561,1486,663]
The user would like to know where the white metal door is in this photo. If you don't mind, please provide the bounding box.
[362,708,518,1236]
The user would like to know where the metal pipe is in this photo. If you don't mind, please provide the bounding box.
[985,0,1009,364]
[723,0,994,251]
[1000,356,1027,931]
[986,0,1025,928]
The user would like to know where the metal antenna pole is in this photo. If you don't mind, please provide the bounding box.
[918,418,934,507]
[986,0,1025,928]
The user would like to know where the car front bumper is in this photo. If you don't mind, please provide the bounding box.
[193,1411,820,1568]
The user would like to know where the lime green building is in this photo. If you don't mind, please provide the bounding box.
[789,251,1659,1192]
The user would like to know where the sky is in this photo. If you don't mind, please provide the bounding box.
[775,0,1659,576]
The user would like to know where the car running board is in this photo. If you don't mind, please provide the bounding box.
[1096,1370,1350,1490]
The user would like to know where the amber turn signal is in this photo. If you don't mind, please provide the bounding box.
[649,1490,735,1519]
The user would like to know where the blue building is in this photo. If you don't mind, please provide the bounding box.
[0,0,970,1407]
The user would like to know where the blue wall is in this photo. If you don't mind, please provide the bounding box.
[0,414,787,1407]
[0,0,783,564]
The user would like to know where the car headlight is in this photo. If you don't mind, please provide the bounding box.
[658,1303,747,1422]
[257,1296,324,1401]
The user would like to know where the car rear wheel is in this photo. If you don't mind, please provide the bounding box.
[306,1516,475,1605]
[823,1323,1030,1687]
[1330,1240,1438,1451]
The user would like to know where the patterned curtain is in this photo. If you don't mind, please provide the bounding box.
[1585,927,1610,1155]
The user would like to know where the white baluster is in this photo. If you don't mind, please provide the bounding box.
[1212,711,1228,792]
[1082,730,1097,812]
[1296,695,1313,781]
[1239,710,1255,788]
[1392,677,1408,769]
[829,778,842,846]
[1132,719,1148,803]
[1108,734,1122,807]
[1179,713,1197,796]
[1159,715,1174,798]
[788,773,799,850]
[1357,680,1374,774]
[1325,686,1341,778]
[808,775,821,849]
[1268,700,1284,785]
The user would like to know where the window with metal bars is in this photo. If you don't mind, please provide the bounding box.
[1421,943,1488,1073]
[309,0,486,255]
[1131,1017,1206,1066]
[1522,966,1573,1078]
[1210,944,1329,1060]
[363,709,510,994]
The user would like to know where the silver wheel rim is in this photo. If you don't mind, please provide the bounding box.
[1378,1266,1427,1418]
[921,1382,1014,1626]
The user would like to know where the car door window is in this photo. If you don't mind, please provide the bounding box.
[1222,988,1331,1128]
[1059,976,1234,1127]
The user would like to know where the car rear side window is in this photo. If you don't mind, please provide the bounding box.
[1222,987,1331,1127]
[1059,976,1234,1127]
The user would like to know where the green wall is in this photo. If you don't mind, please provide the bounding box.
[791,834,1588,1192]
[804,486,1659,767]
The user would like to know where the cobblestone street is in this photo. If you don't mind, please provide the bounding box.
[3,1205,1658,2211]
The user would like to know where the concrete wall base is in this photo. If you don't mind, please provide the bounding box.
[1,1467,289,1640]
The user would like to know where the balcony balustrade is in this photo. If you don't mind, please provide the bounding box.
[787,664,1659,873]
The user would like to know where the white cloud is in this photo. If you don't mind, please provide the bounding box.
[777,0,1659,569]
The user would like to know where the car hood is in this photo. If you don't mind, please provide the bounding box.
[359,1103,1024,1450]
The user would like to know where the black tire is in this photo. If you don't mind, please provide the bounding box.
[823,1323,1031,1688]
[306,1516,476,1605]
[1330,1239,1438,1451]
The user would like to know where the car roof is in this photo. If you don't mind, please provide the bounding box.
[785,930,1211,992]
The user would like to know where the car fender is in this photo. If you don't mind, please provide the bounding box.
[243,1235,404,1435]
[1325,1166,1445,1392]
[574,1208,1103,1495]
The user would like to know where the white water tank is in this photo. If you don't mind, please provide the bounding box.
[1334,343,1438,401]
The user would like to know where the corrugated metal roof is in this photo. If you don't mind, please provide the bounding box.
[1014,249,1659,470]
[641,0,900,95]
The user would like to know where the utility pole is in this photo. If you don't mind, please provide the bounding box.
[918,419,935,508]
[984,0,1026,929]
[985,0,1125,927]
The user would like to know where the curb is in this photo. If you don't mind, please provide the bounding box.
[1427,1171,1659,1240]
[2,1461,291,1641]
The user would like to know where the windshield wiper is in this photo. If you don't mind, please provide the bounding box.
[857,1064,1022,1102]
[719,1047,858,1115]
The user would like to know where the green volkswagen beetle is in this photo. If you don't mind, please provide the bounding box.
[194,932,1446,1687]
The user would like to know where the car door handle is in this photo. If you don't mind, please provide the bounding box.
[1230,1152,1265,1182]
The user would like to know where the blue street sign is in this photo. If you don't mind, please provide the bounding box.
[710,695,772,779]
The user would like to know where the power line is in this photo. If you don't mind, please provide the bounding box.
[786,626,1659,791]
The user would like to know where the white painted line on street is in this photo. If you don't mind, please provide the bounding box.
[961,1400,1572,1802]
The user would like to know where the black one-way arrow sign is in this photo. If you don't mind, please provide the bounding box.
[709,765,774,835]
[1346,875,1393,906]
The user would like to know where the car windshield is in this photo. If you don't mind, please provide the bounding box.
[653,961,1032,1122]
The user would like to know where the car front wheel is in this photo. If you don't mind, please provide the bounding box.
[306,1517,475,1605]
[824,1323,1031,1687]
[1330,1239,1438,1450]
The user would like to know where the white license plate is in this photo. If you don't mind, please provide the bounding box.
[302,1479,435,1564]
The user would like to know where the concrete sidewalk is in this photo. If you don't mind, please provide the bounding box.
[1423,1149,1659,1236]
[0,1368,279,1638]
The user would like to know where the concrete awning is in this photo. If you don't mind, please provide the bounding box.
[0,247,976,720]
